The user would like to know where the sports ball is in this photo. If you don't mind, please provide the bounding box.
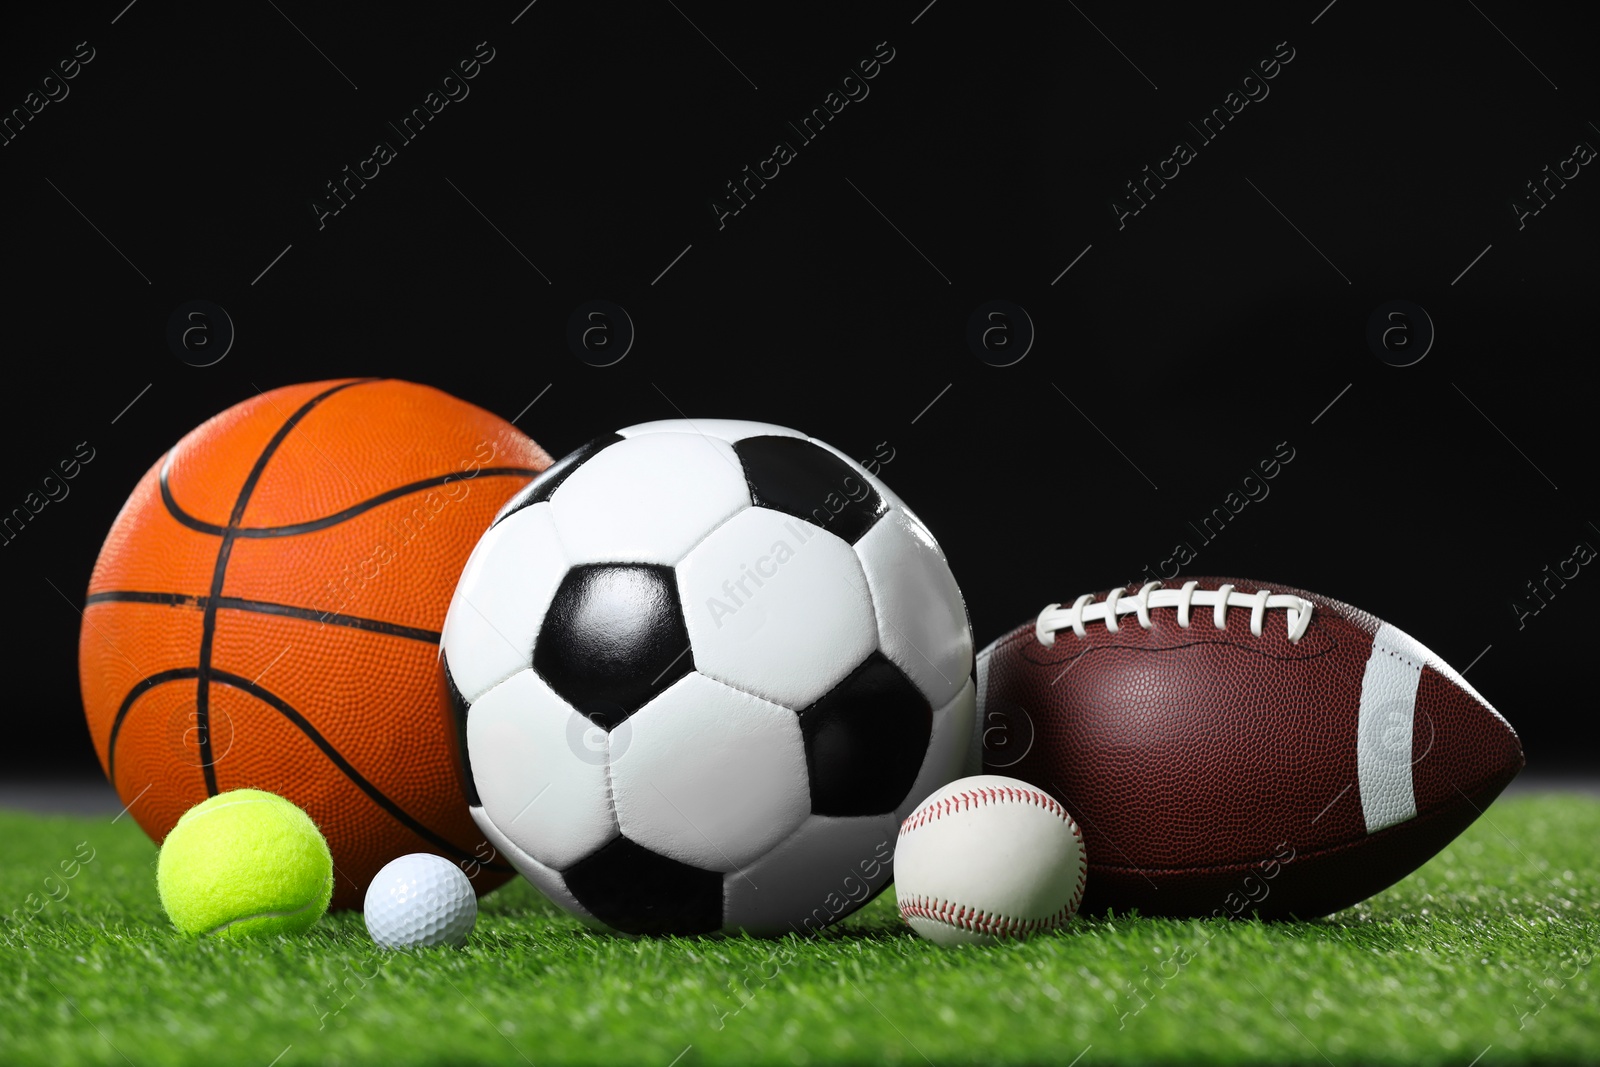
[973,577,1525,919]
[441,419,974,936]
[80,379,551,909]
[364,853,478,949]
[156,789,332,937]
[895,774,1086,946]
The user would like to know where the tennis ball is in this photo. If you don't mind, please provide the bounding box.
[156,789,333,938]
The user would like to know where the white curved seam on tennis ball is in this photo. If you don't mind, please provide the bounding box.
[176,798,274,825]
[201,875,333,936]
[177,797,317,839]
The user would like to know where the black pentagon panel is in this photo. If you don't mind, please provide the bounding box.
[799,651,932,816]
[440,652,479,807]
[493,433,624,528]
[533,564,693,720]
[562,836,723,935]
[733,435,887,545]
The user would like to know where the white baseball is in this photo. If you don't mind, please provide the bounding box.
[894,774,1086,946]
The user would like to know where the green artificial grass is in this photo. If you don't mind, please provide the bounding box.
[1,794,1596,1067]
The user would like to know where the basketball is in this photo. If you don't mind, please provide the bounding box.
[79,378,552,908]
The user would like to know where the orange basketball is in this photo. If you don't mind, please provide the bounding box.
[79,379,552,908]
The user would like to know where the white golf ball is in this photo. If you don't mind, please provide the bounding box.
[363,853,477,949]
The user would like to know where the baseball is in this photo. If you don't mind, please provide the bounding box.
[895,774,1087,946]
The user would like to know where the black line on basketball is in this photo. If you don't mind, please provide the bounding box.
[86,590,200,608]
[86,591,444,643]
[195,379,379,794]
[162,457,542,542]
[158,454,227,536]
[208,668,510,869]
[106,667,201,784]
[231,467,546,537]
[102,664,511,874]
[217,598,442,642]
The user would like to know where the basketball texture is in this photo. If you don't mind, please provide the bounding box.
[80,379,551,908]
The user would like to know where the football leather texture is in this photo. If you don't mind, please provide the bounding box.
[973,577,1524,920]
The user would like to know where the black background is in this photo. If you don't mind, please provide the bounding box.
[2,1,1595,775]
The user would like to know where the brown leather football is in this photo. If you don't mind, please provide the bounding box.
[972,577,1524,919]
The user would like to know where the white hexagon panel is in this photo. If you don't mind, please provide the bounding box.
[548,432,752,566]
[609,672,810,872]
[465,669,618,871]
[440,503,569,704]
[854,508,974,709]
[677,506,877,710]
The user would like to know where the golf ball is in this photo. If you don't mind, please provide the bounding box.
[363,853,477,949]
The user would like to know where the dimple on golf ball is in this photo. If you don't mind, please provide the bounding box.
[363,853,477,949]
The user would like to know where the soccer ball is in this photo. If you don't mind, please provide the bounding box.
[439,419,974,935]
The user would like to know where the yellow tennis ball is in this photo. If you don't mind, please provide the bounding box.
[156,789,333,938]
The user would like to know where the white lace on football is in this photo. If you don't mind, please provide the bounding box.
[1034,580,1315,645]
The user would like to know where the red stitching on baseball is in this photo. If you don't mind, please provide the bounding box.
[898,888,1083,939]
[899,785,1073,836]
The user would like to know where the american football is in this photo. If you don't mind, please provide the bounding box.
[973,576,1525,919]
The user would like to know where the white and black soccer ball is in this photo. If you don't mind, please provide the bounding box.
[439,419,974,936]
